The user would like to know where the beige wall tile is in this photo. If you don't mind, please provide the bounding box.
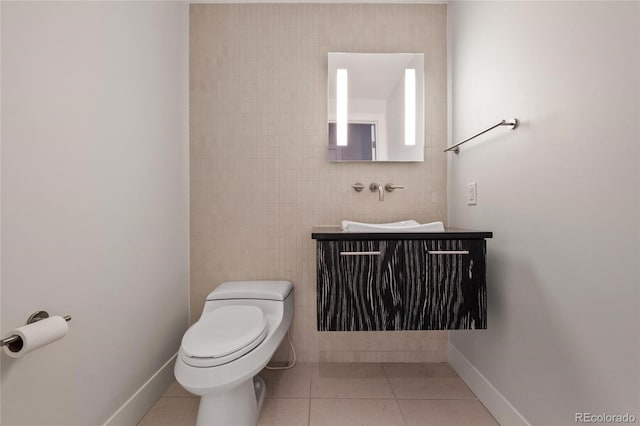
[190,4,448,362]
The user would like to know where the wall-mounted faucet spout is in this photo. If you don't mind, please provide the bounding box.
[370,183,384,201]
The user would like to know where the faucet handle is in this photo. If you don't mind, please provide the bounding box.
[352,182,365,192]
[385,183,405,192]
[369,183,384,201]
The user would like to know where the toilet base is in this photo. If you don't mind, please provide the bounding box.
[196,375,266,426]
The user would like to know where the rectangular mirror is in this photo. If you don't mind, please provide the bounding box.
[327,53,424,162]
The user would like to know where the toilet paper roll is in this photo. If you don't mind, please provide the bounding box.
[3,316,69,358]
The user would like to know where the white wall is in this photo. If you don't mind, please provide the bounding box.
[448,1,639,425]
[1,2,189,425]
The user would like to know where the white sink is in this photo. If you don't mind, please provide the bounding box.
[341,220,445,233]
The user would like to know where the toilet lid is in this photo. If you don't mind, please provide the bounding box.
[181,306,268,360]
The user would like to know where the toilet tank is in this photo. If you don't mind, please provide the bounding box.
[206,280,293,302]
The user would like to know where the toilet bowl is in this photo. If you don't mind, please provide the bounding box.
[174,280,294,426]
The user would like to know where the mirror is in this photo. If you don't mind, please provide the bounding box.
[327,53,424,162]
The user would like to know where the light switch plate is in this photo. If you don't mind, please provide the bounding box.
[467,182,477,205]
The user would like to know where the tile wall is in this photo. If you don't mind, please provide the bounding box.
[190,4,448,362]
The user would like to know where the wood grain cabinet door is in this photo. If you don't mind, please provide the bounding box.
[317,239,486,331]
[409,239,487,329]
[317,240,401,331]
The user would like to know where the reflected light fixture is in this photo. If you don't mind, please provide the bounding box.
[404,68,416,146]
[337,69,348,146]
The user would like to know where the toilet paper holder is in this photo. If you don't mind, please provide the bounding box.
[0,311,72,347]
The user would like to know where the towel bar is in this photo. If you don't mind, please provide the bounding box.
[445,119,519,154]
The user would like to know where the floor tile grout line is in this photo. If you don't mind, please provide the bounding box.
[307,397,477,401]
[308,396,409,400]
[307,362,314,426]
[162,395,198,399]
[265,396,313,400]
[310,395,412,400]
[382,364,409,426]
[310,398,401,401]
[392,397,480,401]
[381,363,399,400]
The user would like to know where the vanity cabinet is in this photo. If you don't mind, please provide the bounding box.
[312,228,491,331]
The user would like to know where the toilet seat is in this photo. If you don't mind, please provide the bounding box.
[180,305,269,367]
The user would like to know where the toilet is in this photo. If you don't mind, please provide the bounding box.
[174,280,294,426]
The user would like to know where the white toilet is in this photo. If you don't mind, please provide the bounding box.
[174,280,294,426]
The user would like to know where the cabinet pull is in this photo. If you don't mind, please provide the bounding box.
[427,250,470,255]
[340,251,381,256]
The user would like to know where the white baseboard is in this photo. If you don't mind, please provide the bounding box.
[103,354,177,426]
[448,343,530,426]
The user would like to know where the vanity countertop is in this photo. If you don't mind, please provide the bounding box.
[311,226,493,241]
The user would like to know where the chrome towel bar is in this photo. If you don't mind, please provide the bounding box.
[445,119,519,154]
[427,250,470,255]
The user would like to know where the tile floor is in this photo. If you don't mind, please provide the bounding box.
[138,362,498,426]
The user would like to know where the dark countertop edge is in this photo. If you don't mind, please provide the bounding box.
[311,226,493,240]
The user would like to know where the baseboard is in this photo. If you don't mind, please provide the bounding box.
[103,354,177,426]
[448,343,530,426]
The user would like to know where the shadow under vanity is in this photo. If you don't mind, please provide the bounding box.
[312,227,492,331]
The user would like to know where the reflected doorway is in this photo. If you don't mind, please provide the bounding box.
[328,122,377,161]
